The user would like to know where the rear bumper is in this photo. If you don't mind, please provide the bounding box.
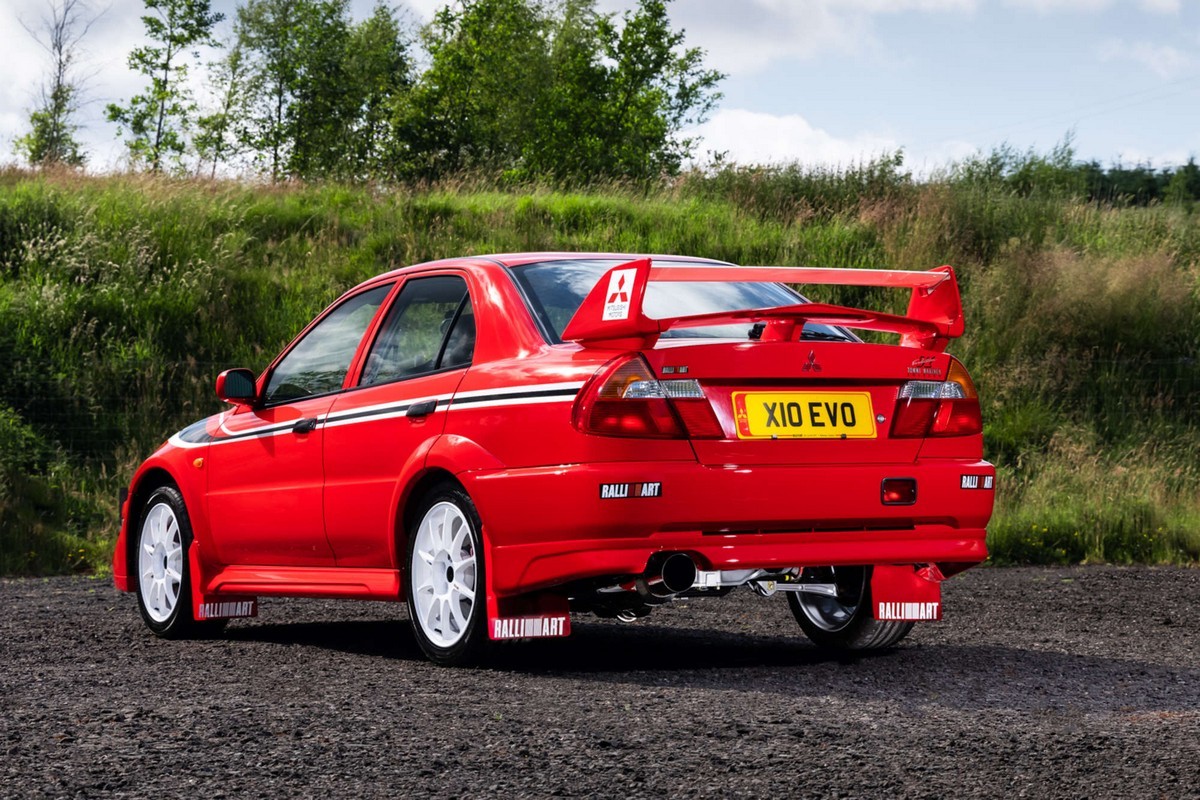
[464,458,994,596]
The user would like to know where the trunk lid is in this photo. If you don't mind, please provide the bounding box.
[643,340,947,466]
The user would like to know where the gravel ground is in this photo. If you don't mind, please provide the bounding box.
[2,566,1198,799]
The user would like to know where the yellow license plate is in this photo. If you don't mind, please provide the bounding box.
[732,392,877,439]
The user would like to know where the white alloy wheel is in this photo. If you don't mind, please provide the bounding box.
[410,501,478,649]
[138,501,185,623]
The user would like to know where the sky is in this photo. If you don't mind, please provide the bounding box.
[2,0,1198,174]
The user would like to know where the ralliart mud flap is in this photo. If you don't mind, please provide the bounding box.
[488,592,571,641]
[188,541,258,621]
[870,564,944,622]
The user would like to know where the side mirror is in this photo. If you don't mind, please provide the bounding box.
[216,368,258,405]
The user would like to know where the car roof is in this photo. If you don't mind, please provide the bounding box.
[357,252,734,290]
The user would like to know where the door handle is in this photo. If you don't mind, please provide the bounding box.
[293,417,319,434]
[406,400,438,418]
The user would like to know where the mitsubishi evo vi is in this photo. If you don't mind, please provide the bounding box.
[112,253,995,665]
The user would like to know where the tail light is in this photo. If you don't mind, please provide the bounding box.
[891,358,982,438]
[573,354,723,439]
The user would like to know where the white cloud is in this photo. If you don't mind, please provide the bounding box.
[682,108,983,174]
[1139,0,1181,12]
[1004,0,1181,10]
[684,107,898,166]
[592,0,977,74]
[399,0,445,17]
[1104,145,1192,165]
[1003,0,1111,11]
[1099,39,1194,78]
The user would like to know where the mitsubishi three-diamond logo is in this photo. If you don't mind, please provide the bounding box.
[802,350,822,372]
[602,269,637,321]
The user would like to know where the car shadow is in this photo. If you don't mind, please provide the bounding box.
[224,619,419,659]
[221,616,1199,716]
[222,615,873,667]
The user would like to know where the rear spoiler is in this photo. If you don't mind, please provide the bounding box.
[560,258,964,352]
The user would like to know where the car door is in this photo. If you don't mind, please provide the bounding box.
[323,273,476,567]
[205,283,394,566]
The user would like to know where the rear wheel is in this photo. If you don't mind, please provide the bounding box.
[405,485,488,666]
[134,486,225,639]
[787,566,912,651]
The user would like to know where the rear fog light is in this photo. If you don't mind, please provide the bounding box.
[882,478,917,505]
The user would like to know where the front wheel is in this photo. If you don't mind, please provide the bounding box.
[787,566,912,651]
[405,484,488,666]
[134,486,225,639]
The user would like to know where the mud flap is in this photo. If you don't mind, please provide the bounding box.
[487,592,571,641]
[188,540,258,621]
[482,528,570,640]
[870,564,944,621]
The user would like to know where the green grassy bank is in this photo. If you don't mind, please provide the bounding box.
[1,164,1197,573]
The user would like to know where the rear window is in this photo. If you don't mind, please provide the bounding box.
[509,259,854,343]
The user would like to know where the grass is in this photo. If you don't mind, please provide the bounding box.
[0,162,1197,573]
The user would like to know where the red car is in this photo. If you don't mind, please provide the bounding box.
[113,253,994,665]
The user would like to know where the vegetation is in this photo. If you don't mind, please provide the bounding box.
[106,0,225,172]
[0,150,1197,574]
[14,0,100,168]
[19,0,720,183]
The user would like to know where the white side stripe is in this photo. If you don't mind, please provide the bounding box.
[323,392,452,423]
[166,382,584,449]
[450,381,584,400]
[449,394,578,411]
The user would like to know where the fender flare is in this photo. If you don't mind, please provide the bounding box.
[117,452,209,592]
[387,434,506,568]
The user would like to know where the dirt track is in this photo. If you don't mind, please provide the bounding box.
[2,566,1198,799]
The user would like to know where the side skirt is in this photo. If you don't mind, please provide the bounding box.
[203,565,402,600]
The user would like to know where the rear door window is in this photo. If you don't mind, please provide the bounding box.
[359,275,473,387]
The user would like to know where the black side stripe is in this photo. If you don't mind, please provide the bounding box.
[216,421,305,442]
[192,387,578,443]
[450,388,579,406]
[324,399,452,425]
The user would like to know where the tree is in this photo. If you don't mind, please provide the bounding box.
[398,0,722,182]
[589,0,723,179]
[401,0,552,177]
[285,0,357,179]
[106,0,224,172]
[234,0,307,180]
[14,0,101,167]
[1164,158,1199,211]
[344,3,415,179]
[194,39,251,178]
[520,0,610,179]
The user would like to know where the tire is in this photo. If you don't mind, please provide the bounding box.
[405,484,488,666]
[786,565,913,651]
[134,486,225,639]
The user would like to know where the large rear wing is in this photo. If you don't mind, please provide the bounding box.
[561,258,963,352]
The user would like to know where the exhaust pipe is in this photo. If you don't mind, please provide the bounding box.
[634,552,698,600]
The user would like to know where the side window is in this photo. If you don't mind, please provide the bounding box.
[360,276,474,387]
[264,284,392,403]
